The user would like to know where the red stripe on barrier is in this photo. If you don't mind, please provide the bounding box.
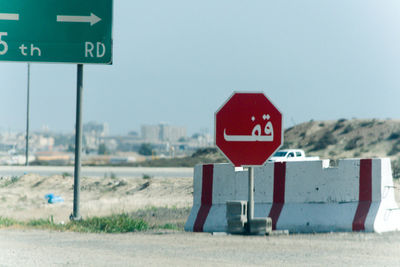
[352,159,372,231]
[269,162,286,230]
[193,164,214,232]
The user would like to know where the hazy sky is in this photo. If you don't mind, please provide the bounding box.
[1,1,400,135]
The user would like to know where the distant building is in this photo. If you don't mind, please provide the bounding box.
[83,122,109,137]
[141,124,186,142]
[159,124,187,142]
[83,122,109,151]
[31,134,55,151]
[141,125,160,142]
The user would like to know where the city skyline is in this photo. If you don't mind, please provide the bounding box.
[0,121,200,136]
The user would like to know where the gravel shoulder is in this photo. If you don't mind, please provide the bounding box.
[0,229,400,266]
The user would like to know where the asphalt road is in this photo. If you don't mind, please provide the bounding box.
[0,166,193,179]
[0,229,399,266]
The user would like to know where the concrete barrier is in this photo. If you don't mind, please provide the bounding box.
[184,158,400,233]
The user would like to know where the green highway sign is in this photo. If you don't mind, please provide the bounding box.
[0,0,113,64]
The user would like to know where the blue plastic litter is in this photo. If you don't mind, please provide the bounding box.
[45,193,64,204]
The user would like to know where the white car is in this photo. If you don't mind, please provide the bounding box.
[268,149,319,162]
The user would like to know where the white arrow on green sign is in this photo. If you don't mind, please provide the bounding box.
[0,13,19,21]
[57,13,102,26]
[0,0,113,64]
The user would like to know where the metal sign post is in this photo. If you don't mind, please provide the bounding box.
[25,63,30,166]
[248,167,254,225]
[71,64,83,221]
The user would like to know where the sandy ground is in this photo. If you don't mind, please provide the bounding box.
[0,174,193,223]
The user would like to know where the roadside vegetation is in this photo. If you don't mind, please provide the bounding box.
[131,147,228,167]
[0,206,190,233]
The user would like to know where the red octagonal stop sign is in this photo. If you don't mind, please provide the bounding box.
[215,92,283,167]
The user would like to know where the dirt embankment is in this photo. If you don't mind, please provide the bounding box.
[0,174,193,223]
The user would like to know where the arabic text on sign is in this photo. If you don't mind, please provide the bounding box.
[223,114,274,142]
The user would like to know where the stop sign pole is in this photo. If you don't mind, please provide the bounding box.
[248,166,255,223]
[215,92,283,233]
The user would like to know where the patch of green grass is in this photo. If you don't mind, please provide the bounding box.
[0,214,149,233]
[159,223,182,231]
[35,215,148,233]
[66,214,148,233]
[0,217,18,227]
[23,216,64,231]
[26,218,54,227]
[0,207,190,233]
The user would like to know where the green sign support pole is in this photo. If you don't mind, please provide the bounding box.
[25,63,30,166]
[71,64,83,221]
[1,0,113,221]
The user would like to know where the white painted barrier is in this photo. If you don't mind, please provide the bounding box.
[184,158,400,233]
